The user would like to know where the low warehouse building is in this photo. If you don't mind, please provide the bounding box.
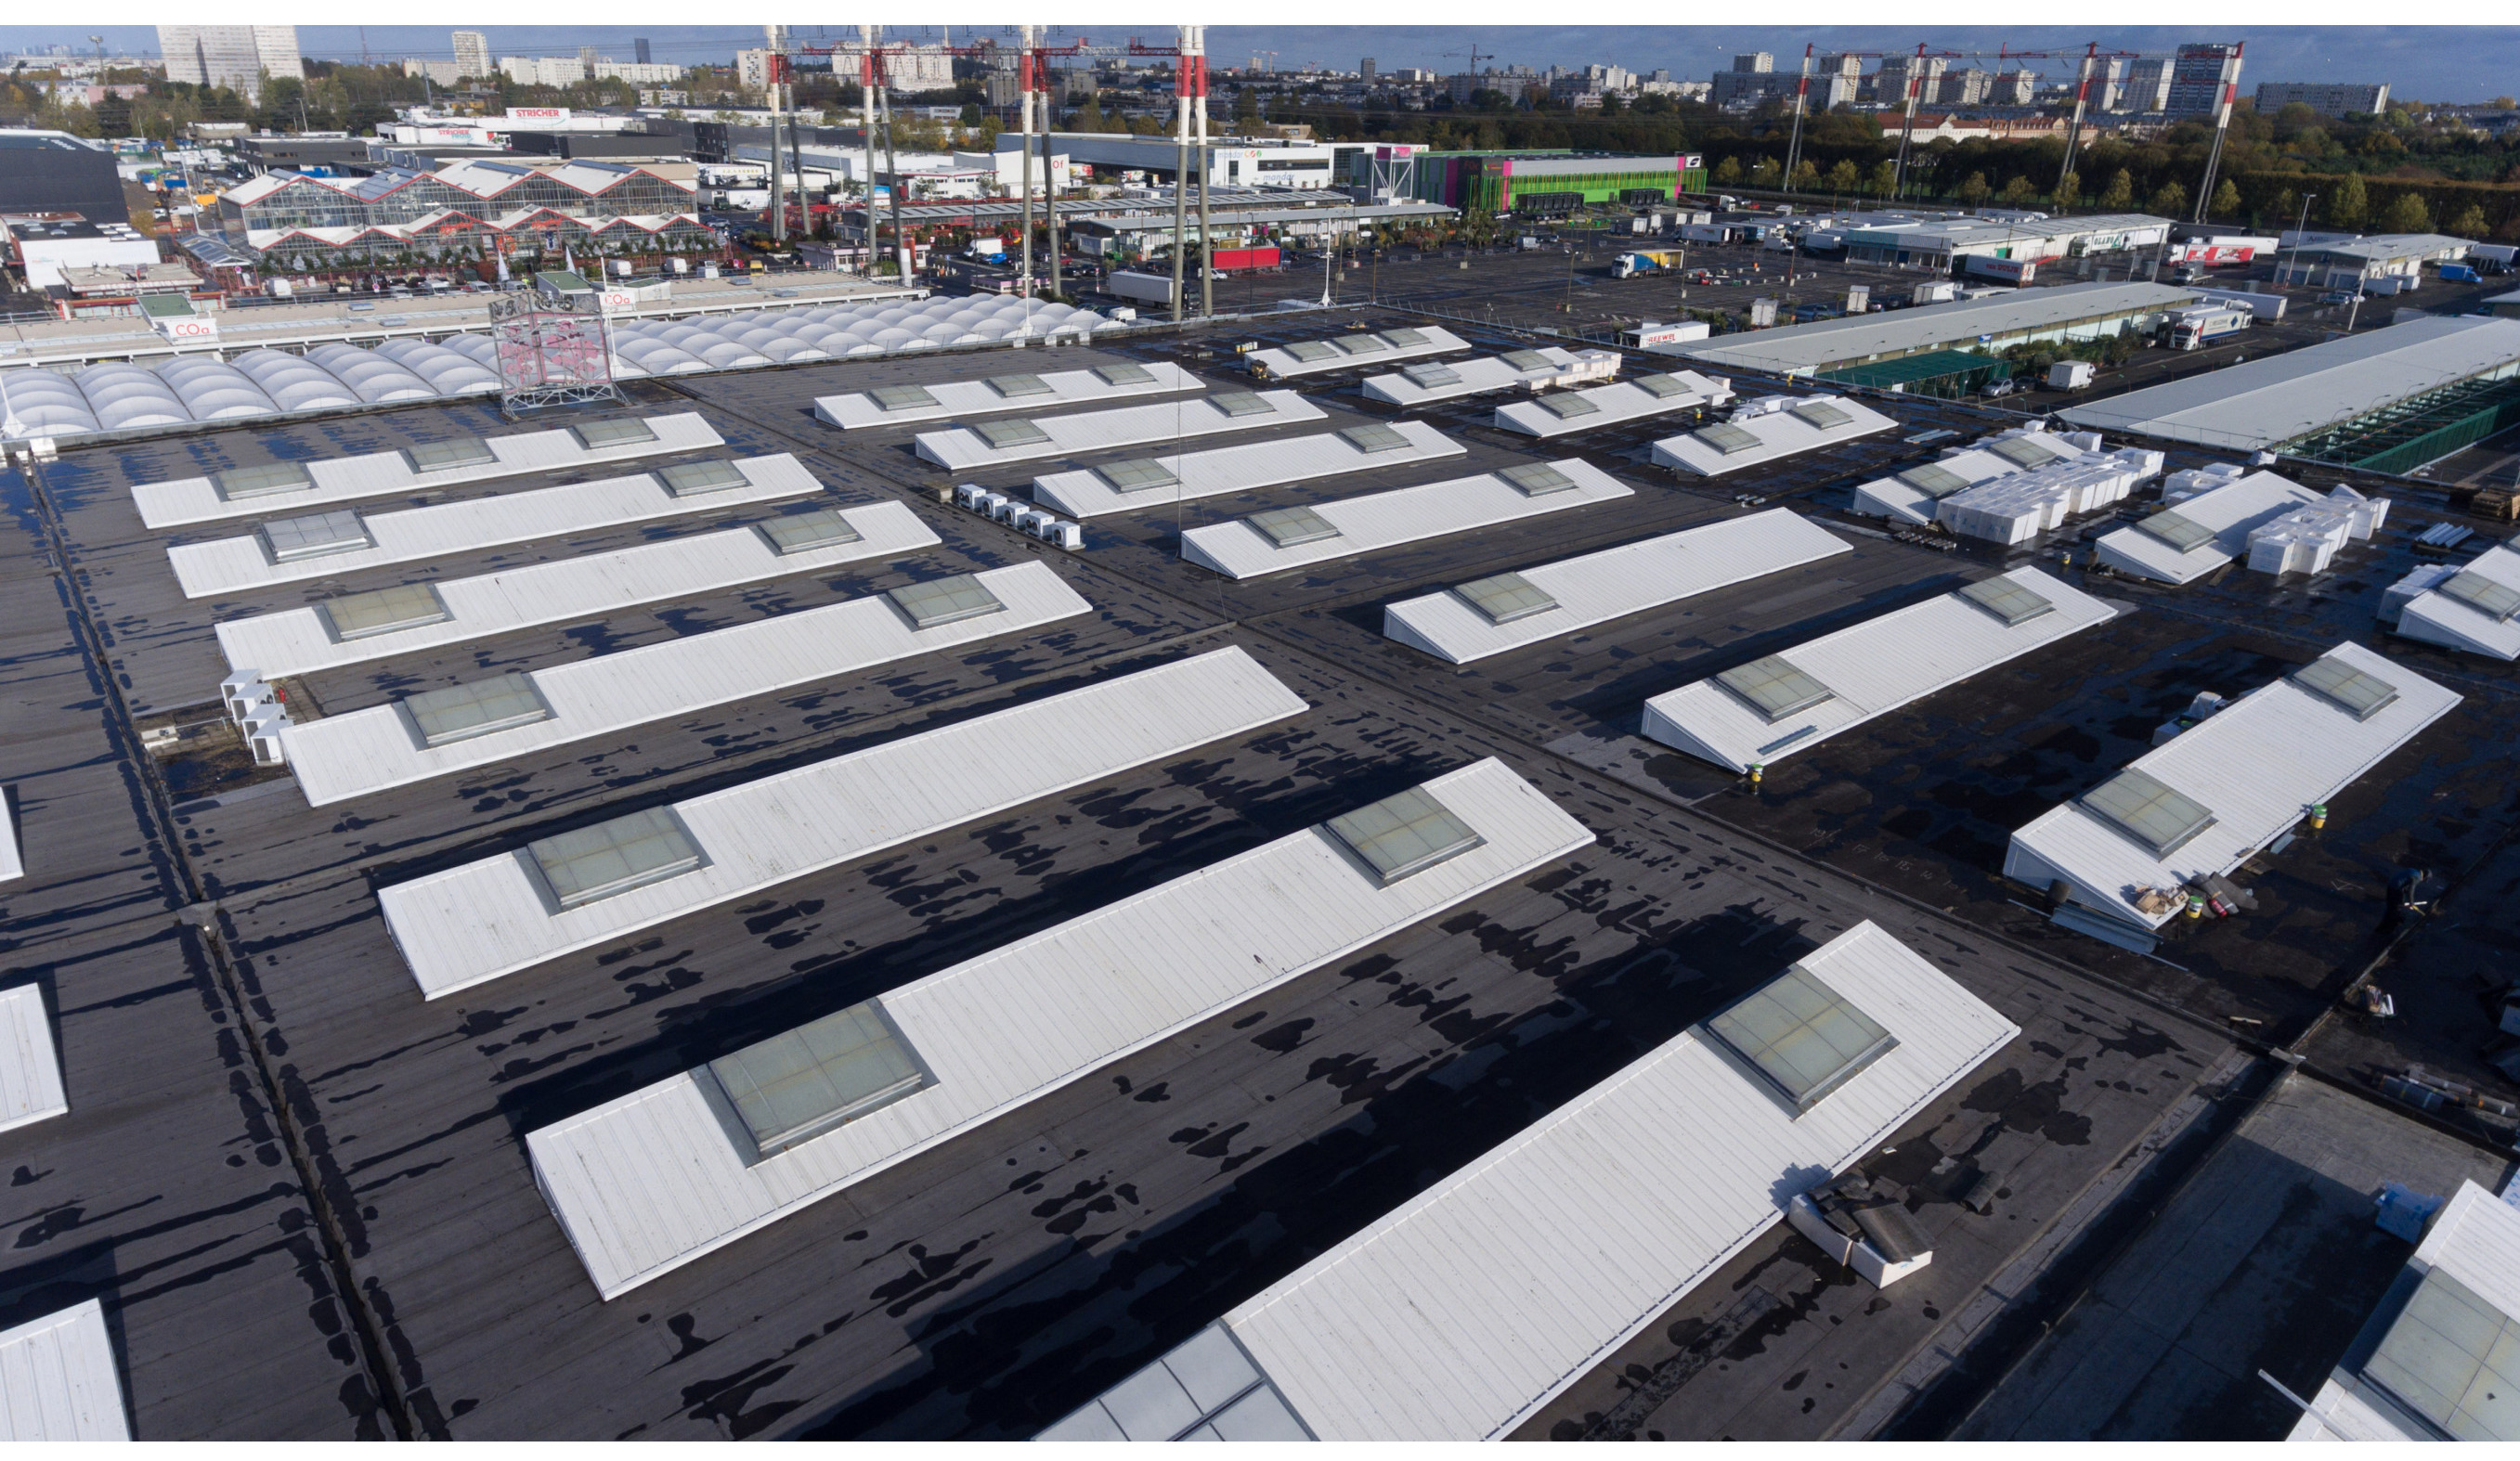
[1679,281,2195,381]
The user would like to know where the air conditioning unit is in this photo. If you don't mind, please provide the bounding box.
[955,483,987,511]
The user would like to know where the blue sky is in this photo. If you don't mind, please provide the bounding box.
[7,25,2514,104]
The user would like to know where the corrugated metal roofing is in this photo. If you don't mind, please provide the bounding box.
[1179,459,1633,579]
[812,360,1202,429]
[1358,349,1578,407]
[0,1299,128,1440]
[0,985,67,1138]
[383,647,1308,1001]
[1146,922,2018,1442]
[525,755,1593,1299]
[2005,640,2461,929]
[168,455,824,600]
[1651,394,1900,476]
[1247,326,1471,380]
[1492,370,1734,438]
[284,562,1092,807]
[1383,510,1852,665]
[214,500,938,680]
[0,795,18,884]
[1677,282,2195,377]
[2397,536,2520,660]
[912,390,1323,471]
[2091,471,2325,584]
[1642,567,2118,772]
[1033,420,1466,519]
[2058,315,2520,449]
[131,412,723,530]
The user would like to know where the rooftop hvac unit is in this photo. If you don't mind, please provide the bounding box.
[1017,509,1055,535]
[1046,520,1084,549]
[242,705,291,767]
[976,491,1009,518]
[219,669,272,722]
[955,483,987,511]
[991,497,1027,524]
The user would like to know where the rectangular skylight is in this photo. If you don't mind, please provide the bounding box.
[869,383,939,412]
[1706,964,1898,1111]
[1402,363,1461,388]
[405,437,497,472]
[1500,350,1554,372]
[1093,362,1157,387]
[2135,510,2217,552]
[1498,462,1578,497]
[526,805,703,911]
[215,460,314,500]
[1989,434,2066,468]
[1716,654,1837,721]
[656,459,751,497]
[1695,422,1763,456]
[1956,575,2057,627]
[1332,333,1390,356]
[1095,458,1180,493]
[888,573,1007,629]
[1324,784,1486,884]
[1538,394,1603,420]
[754,508,864,555]
[2362,1266,2520,1442]
[256,509,373,563]
[572,418,658,449]
[974,418,1051,449]
[1248,505,1341,547]
[2292,655,2400,720]
[319,582,450,641]
[706,1000,931,1159]
[1898,462,1974,498]
[1340,423,1413,454]
[986,373,1054,398]
[400,671,552,747]
[1451,571,1559,625]
[2438,569,2520,622]
[1210,391,1276,417]
[2079,767,2216,858]
[1789,400,1853,430]
[1376,328,1430,348]
[1636,374,1696,399]
[1284,341,1341,363]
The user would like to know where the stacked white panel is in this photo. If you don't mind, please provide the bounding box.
[2090,471,2326,584]
[1933,446,2163,546]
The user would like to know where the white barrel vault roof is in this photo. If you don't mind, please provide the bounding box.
[132,412,723,530]
[214,500,939,680]
[912,390,1324,472]
[385,647,1308,1001]
[1383,509,1853,665]
[168,454,823,599]
[1642,567,2119,772]
[1071,921,2019,1442]
[2005,640,2461,929]
[1033,420,1466,520]
[0,1299,128,1440]
[1179,459,1633,580]
[526,755,1594,1299]
[284,562,1092,807]
[813,360,1202,429]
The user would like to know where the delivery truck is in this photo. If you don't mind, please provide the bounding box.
[2161,302,2254,351]
[1612,249,1686,278]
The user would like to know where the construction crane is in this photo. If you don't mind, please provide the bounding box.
[2189,42,2245,225]
[1886,45,1966,200]
[1125,30,1216,321]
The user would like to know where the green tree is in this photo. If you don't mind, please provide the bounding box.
[1868,158,1897,196]
[1748,155,1779,187]
[1788,159,1819,191]
[1714,153,1744,186]
[2449,201,2490,239]
[2148,179,2189,217]
[2209,178,2241,220]
[1824,159,1860,194]
[2052,171,2081,212]
[2098,169,2135,212]
[1955,171,1990,207]
[2328,172,2367,229]
[2382,190,2433,232]
[1998,175,2037,207]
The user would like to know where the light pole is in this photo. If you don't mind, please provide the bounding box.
[2283,191,2316,293]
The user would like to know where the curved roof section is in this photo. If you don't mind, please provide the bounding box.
[74,362,190,431]
[230,349,363,412]
[0,370,100,435]
[154,356,279,420]
[303,343,437,403]
[370,339,502,395]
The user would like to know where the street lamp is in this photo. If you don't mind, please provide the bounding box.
[2283,192,2317,293]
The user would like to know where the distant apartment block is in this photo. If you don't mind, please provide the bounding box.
[155,25,303,102]
[451,31,490,79]
[2255,81,2389,117]
[2165,43,2242,118]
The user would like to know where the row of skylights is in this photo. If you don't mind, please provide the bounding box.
[401,672,552,747]
[1716,655,1836,721]
[1956,575,2057,627]
[2134,509,2217,553]
[1695,421,1763,456]
[1402,363,1461,389]
[757,508,863,555]
[211,420,665,501]
[1898,462,1975,499]
[1248,505,1339,548]
[1500,349,1555,372]
[1789,400,1853,430]
[2438,569,2520,623]
[1637,374,1698,400]
[1499,462,1577,498]
[2080,766,2216,859]
[1211,391,1275,418]
[256,509,373,563]
[657,459,750,498]
[1706,963,1899,1111]
[1451,571,1558,625]
[974,417,1052,449]
[1096,458,1180,494]
[1339,423,1412,454]
[1537,394,1602,420]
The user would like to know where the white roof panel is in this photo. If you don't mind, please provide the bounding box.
[132,412,722,530]
[2059,315,2520,449]
[0,793,18,884]
[1383,509,1852,665]
[812,360,1202,428]
[0,985,67,1137]
[2091,471,2325,584]
[2397,537,2520,660]
[1651,394,1900,476]
[168,454,823,599]
[1180,459,1633,579]
[0,1299,128,1441]
[214,500,938,680]
[526,756,1592,1298]
[1643,567,2118,772]
[912,390,1323,471]
[1197,922,2017,1441]
[1031,420,1466,519]
[1359,349,1578,407]
[285,562,1091,807]
[386,646,1308,1001]
[1492,370,1734,438]
[2005,640,2460,929]
[1247,326,1471,379]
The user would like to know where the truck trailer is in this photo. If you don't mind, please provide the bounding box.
[2162,302,2254,351]
[1612,249,1687,279]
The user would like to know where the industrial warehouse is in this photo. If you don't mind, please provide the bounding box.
[4,19,2520,1451]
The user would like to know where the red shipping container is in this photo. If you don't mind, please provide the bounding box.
[1207,246,1281,272]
